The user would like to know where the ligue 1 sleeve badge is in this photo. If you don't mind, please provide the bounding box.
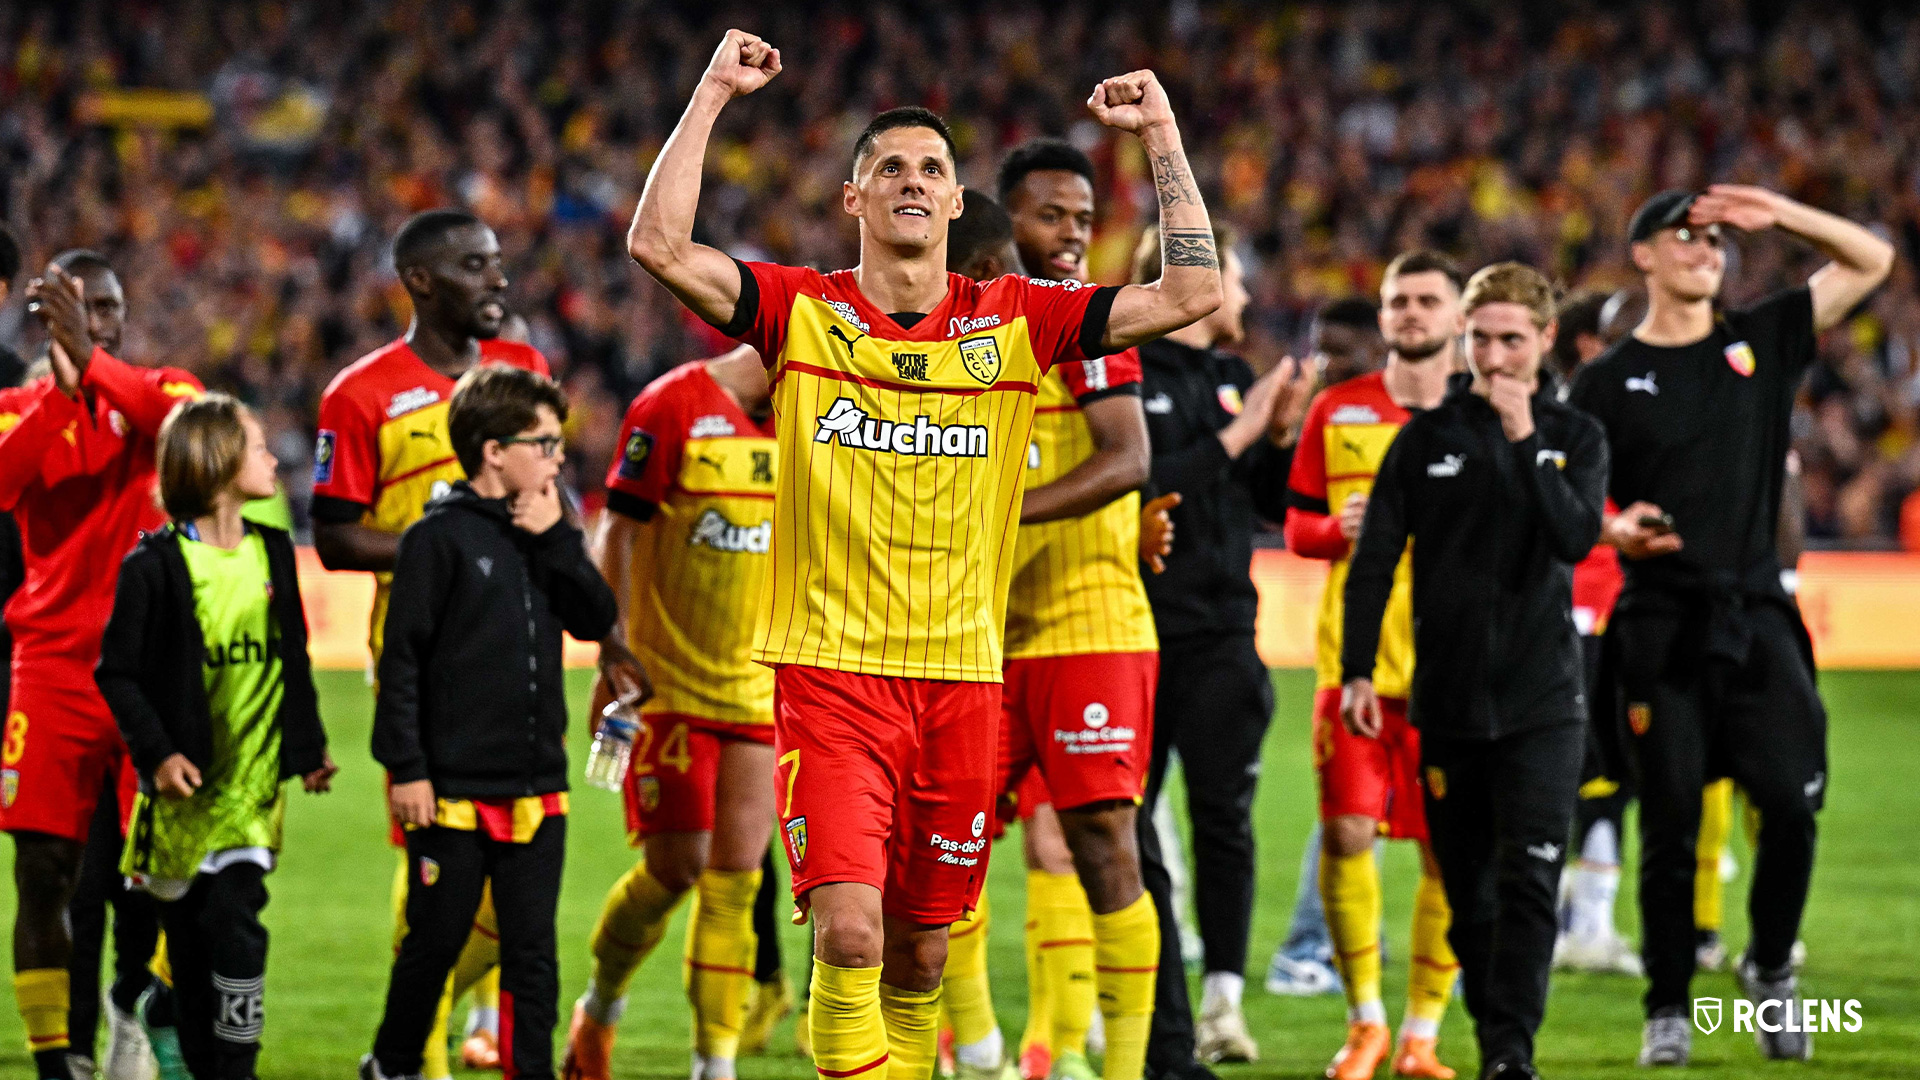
[1725,341,1757,377]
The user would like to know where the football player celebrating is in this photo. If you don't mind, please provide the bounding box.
[3,253,199,1080]
[628,29,1221,1080]
[561,343,776,1080]
[991,139,1160,1080]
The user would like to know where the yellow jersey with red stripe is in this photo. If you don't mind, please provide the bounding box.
[603,361,778,726]
[729,261,1116,682]
[1004,350,1158,659]
[1286,371,1416,697]
[311,337,548,663]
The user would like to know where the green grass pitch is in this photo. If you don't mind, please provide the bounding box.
[1,669,1914,1078]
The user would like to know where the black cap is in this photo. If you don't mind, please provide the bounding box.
[1628,190,1698,243]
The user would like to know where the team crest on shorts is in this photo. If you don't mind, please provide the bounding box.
[0,769,16,808]
[1424,766,1447,801]
[638,775,661,813]
[419,857,440,886]
[785,817,808,866]
[1628,702,1652,736]
[958,335,1002,384]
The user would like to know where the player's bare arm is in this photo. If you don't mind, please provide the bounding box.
[587,509,653,718]
[1688,184,1894,332]
[629,30,782,326]
[1019,395,1150,524]
[1091,71,1223,350]
[313,520,402,572]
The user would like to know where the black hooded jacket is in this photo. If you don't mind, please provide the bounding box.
[96,522,328,785]
[372,482,617,798]
[1342,374,1608,739]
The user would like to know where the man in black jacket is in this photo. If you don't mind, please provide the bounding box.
[363,366,618,1080]
[1570,186,1892,1065]
[1343,264,1608,1080]
[1130,225,1313,1077]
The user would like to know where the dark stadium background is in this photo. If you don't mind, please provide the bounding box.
[1,2,1918,1078]
[3,0,1919,548]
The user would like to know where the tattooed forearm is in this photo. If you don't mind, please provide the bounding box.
[1163,228,1219,268]
[1152,149,1201,209]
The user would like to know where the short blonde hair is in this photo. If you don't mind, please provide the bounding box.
[157,393,247,521]
[1131,223,1237,284]
[1461,262,1557,328]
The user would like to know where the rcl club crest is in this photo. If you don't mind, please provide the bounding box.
[785,816,808,866]
[958,335,1002,384]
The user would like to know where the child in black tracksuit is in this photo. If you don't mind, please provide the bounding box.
[361,366,617,1080]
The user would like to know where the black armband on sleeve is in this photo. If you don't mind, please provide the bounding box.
[1077,286,1121,361]
[605,490,659,523]
[716,258,759,339]
[309,495,371,525]
[1287,489,1331,516]
[1073,382,1142,407]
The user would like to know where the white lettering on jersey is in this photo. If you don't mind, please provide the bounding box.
[948,313,1002,337]
[813,398,989,458]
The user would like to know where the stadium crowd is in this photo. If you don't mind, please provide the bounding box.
[3,0,1920,546]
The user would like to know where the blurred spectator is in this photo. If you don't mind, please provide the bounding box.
[0,0,1915,545]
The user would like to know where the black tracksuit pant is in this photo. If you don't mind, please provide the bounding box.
[68,772,161,1060]
[1422,722,1584,1072]
[374,816,566,1079]
[1139,631,1272,1069]
[1614,601,1825,1016]
[159,863,270,1080]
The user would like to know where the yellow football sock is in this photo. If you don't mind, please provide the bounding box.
[15,968,70,1055]
[591,861,688,1005]
[1019,872,1052,1060]
[1030,871,1095,1056]
[391,849,411,950]
[1403,869,1457,1037]
[809,960,889,1079]
[474,967,500,1011]
[943,895,999,1050]
[879,983,942,1080]
[1696,779,1734,932]
[424,976,455,1079]
[449,887,501,1003]
[1321,849,1384,1019]
[149,932,173,986]
[1091,893,1158,1080]
[686,868,762,1062]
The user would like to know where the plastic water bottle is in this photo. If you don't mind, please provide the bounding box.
[585,702,639,791]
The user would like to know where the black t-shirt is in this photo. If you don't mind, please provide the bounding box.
[1568,286,1815,597]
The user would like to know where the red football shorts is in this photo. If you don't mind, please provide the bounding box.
[623,714,775,841]
[1312,686,1427,842]
[999,651,1156,814]
[1,673,138,843]
[773,665,999,924]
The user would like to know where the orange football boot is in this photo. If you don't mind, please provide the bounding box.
[1326,1020,1391,1080]
[1018,1043,1053,1080]
[562,1003,616,1080]
[1391,1035,1455,1079]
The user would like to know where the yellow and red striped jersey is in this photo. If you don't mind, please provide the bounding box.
[311,337,548,662]
[1004,350,1158,659]
[1287,371,1416,697]
[603,361,778,726]
[730,261,1116,682]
